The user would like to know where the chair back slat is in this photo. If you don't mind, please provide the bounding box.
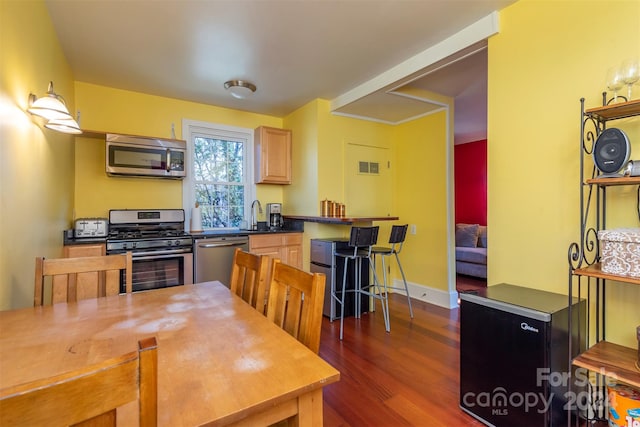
[348,226,379,248]
[52,274,72,303]
[283,285,304,339]
[345,226,379,257]
[389,224,408,244]
[0,337,157,427]
[229,248,270,315]
[34,253,132,306]
[266,259,326,353]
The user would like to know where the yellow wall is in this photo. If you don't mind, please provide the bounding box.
[285,98,397,217]
[317,100,395,213]
[394,110,451,291]
[73,82,284,218]
[283,98,453,292]
[489,0,640,347]
[0,0,76,309]
[284,99,403,268]
[283,99,320,216]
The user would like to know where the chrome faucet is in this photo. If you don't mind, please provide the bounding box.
[250,199,263,230]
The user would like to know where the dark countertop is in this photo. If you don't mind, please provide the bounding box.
[63,235,107,246]
[190,218,303,239]
[63,226,303,245]
[190,228,302,239]
[62,229,106,246]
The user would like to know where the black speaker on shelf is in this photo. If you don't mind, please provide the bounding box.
[593,128,630,176]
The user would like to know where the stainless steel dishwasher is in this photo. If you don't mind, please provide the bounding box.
[193,235,249,286]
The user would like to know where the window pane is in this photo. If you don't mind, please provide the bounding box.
[196,184,221,227]
[227,142,243,183]
[229,185,244,227]
[192,133,247,229]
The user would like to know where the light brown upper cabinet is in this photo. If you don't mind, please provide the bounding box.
[254,126,292,184]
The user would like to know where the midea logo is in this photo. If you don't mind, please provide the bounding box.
[521,322,539,333]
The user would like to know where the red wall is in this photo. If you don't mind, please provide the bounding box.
[455,140,487,226]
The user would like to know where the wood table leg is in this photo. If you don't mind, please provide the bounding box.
[294,389,323,427]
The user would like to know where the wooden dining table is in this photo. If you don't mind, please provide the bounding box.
[0,281,340,426]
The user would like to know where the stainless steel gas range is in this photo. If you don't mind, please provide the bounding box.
[106,209,193,292]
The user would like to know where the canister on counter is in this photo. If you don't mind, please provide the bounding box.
[331,202,339,217]
[321,199,330,217]
[338,203,346,217]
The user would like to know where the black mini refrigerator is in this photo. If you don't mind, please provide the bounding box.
[310,238,369,319]
[459,284,585,427]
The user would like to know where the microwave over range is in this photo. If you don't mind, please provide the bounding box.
[106,133,186,179]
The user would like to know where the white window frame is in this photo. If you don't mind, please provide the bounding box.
[182,119,255,231]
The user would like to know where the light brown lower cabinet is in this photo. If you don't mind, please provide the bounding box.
[249,233,302,269]
[63,243,106,257]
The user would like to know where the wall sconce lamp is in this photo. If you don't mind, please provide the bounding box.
[28,81,82,134]
[45,117,82,134]
[224,80,257,99]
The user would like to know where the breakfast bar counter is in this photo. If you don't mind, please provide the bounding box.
[283,215,399,225]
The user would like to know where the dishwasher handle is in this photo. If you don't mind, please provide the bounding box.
[197,241,248,249]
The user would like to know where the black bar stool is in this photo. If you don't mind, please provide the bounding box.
[371,224,413,318]
[333,226,389,340]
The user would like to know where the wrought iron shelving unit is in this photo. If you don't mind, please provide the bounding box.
[567,96,640,426]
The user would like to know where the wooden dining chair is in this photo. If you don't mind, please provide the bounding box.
[34,252,133,306]
[229,248,271,315]
[0,336,158,427]
[266,259,326,354]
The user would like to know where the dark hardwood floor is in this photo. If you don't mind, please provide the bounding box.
[318,277,486,426]
[455,274,487,293]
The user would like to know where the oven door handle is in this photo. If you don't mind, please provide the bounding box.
[131,250,192,259]
[197,242,247,249]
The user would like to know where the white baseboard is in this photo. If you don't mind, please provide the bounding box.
[389,278,459,309]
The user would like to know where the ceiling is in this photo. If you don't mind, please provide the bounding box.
[45,0,516,142]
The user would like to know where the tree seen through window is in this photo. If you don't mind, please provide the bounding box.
[193,136,245,228]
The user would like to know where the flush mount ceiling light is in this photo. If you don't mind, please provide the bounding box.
[27,81,73,121]
[224,80,257,99]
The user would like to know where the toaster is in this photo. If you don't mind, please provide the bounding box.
[74,218,108,238]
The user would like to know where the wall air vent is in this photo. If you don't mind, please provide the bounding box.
[358,161,379,175]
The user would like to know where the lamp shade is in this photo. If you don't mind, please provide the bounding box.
[45,118,82,134]
[27,81,73,121]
